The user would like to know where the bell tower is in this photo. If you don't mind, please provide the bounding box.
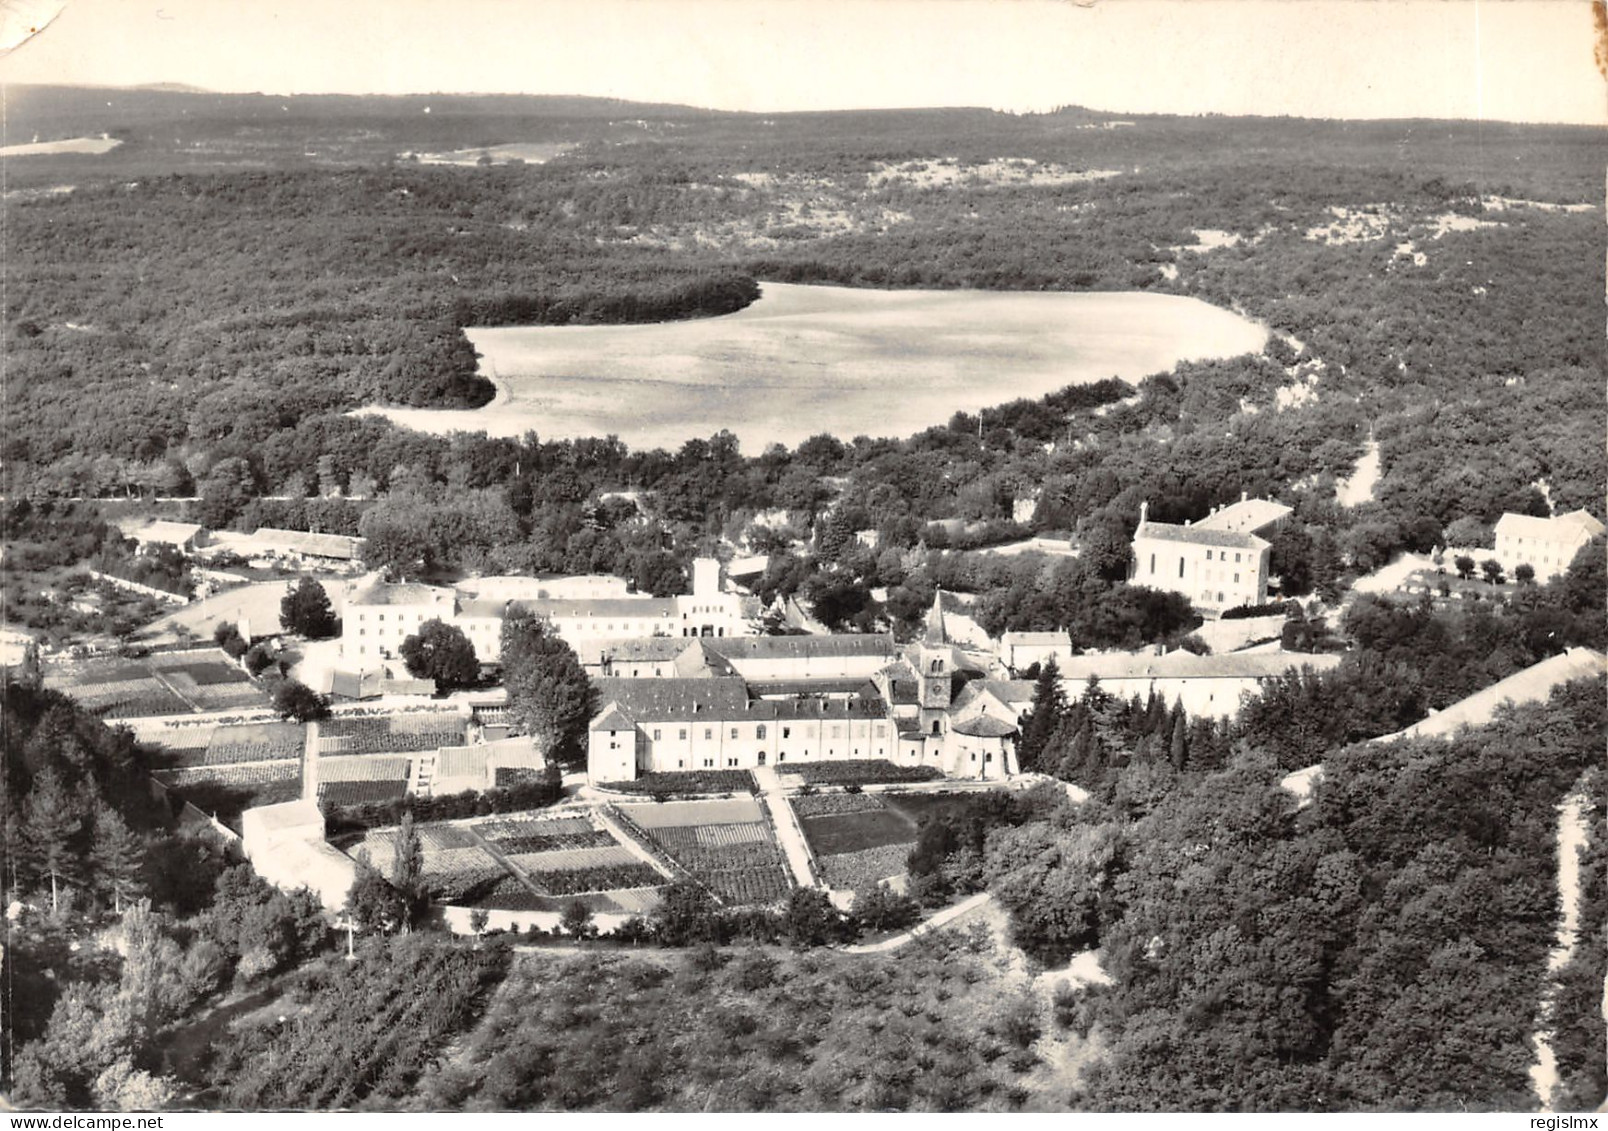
[916,591,953,733]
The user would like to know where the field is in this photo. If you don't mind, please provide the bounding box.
[791,794,920,893]
[318,713,469,755]
[347,826,508,901]
[150,721,306,767]
[0,135,123,157]
[357,282,1267,450]
[597,769,756,795]
[43,647,270,717]
[614,798,792,906]
[788,759,946,786]
[339,811,671,909]
[154,760,303,827]
[787,790,1002,894]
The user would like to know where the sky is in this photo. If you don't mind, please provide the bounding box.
[0,0,1603,124]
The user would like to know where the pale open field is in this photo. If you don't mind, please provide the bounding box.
[356,283,1268,450]
[0,136,122,157]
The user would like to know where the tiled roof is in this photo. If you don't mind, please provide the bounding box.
[704,633,900,661]
[1002,631,1072,646]
[1494,509,1606,541]
[346,581,455,608]
[673,641,738,678]
[952,715,1018,738]
[574,636,689,666]
[592,678,752,722]
[249,527,361,559]
[136,520,204,544]
[590,704,638,733]
[746,678,879,697]
[592,677,887,725]
[511,597,680,619]
[1059,649,1342,682]
[456,597,508,619]
[1134,521,1269,551]
[956,680,1036,711]
[1196,499,1292,536]
[1382,647,1606,741]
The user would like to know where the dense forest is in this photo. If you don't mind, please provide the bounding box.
[4,96,1602,620]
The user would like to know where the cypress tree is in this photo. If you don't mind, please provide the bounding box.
[1017,656,1067,772]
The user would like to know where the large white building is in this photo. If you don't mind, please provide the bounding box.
[957,648,1345,723]
[340,558,755,671]
[1492,509,1604,582]
[1130,501,1273,616]
[587,595,1011,785]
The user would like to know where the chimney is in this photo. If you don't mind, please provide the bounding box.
[1241,490,1249,502]
[1139,500,1150,524]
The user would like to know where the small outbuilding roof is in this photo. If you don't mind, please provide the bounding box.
[1134,521,1269,552]
[952,715,1019,738]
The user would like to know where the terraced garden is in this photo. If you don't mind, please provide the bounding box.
[153,760,303,827]
[318,712,469,755]
[152,720,307,767]
[788,760,945,786]
[615,798,793,906]
[602,769,757,795]
[791,792,922,894]
[338,811,672,912]
[44,647,270,717]
[347,826,508,902]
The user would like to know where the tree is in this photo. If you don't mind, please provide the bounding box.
[344,851,403,935]
[400,619,480,692]
[499,610,597,765]
[784,888,856,948]
[851,882,921,933]
[90,806,146,914]
[280,577,336,638]
[274,679,330,722]
[194,457,258,529]
[1514,562,1535,586]
[22,767,85,914]
[560,899,597,940]
[1481,558,1506,585]
[214,620,248,659]
[1017,656,1067,773]
[391,812,429,934]
[1454,555,1476,581]
[652,881,720,946]
[242,643,275,676]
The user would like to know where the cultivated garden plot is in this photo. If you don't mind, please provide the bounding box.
[45,661,193,718]
[153,760,302,827]
[317,713,469,755]
[317,780,409,807]
[318,755,412,783]
[791,793,921,893]
[615,798,793,906]
[44,647,270,717]
[151,721,307,767]
[347,827,509,902]
[601,769,757,796]
[788,759,944,786]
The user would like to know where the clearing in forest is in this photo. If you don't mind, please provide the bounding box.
[358,283,1268,450]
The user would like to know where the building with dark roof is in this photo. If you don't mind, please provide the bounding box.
[1130,500,1272,616]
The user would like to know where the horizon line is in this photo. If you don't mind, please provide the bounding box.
[7,81,1603,129]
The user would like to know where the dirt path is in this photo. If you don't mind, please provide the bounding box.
[1335,437,1381,507]
[1528,785,1589,1111]
[753,767,820,889]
